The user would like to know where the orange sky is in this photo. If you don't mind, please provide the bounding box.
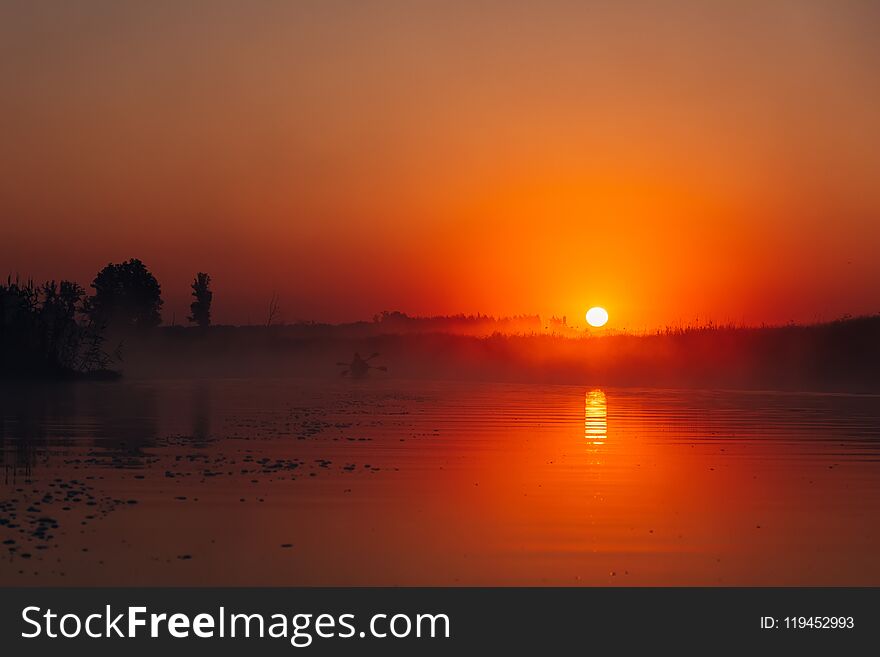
[2,1,879,329]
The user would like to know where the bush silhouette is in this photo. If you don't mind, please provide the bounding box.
[1,277,117,376]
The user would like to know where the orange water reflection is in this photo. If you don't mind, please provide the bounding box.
[585,389,607,446]
[2,380,880,586]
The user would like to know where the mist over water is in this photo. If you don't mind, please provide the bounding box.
[2,378,879,585]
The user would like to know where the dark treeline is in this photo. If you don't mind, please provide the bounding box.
[369,310,542,335]
[4,258,880,391]
[1,259,211,378]
[2,256,546,377]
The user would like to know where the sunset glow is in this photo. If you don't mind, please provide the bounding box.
[1,2,879,329]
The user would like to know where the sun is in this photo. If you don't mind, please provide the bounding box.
[586,306,609,328]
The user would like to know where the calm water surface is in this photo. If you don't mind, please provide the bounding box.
[1,379,879,585]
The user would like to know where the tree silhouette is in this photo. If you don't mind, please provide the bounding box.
[86,259,163,330]
[188,272,212,328]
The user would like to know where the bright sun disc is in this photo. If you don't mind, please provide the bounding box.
[586,306,609,328]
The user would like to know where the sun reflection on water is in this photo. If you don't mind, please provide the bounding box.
[585,389,607,446]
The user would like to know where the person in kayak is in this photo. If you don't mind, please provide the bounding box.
[337,352,387,378]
